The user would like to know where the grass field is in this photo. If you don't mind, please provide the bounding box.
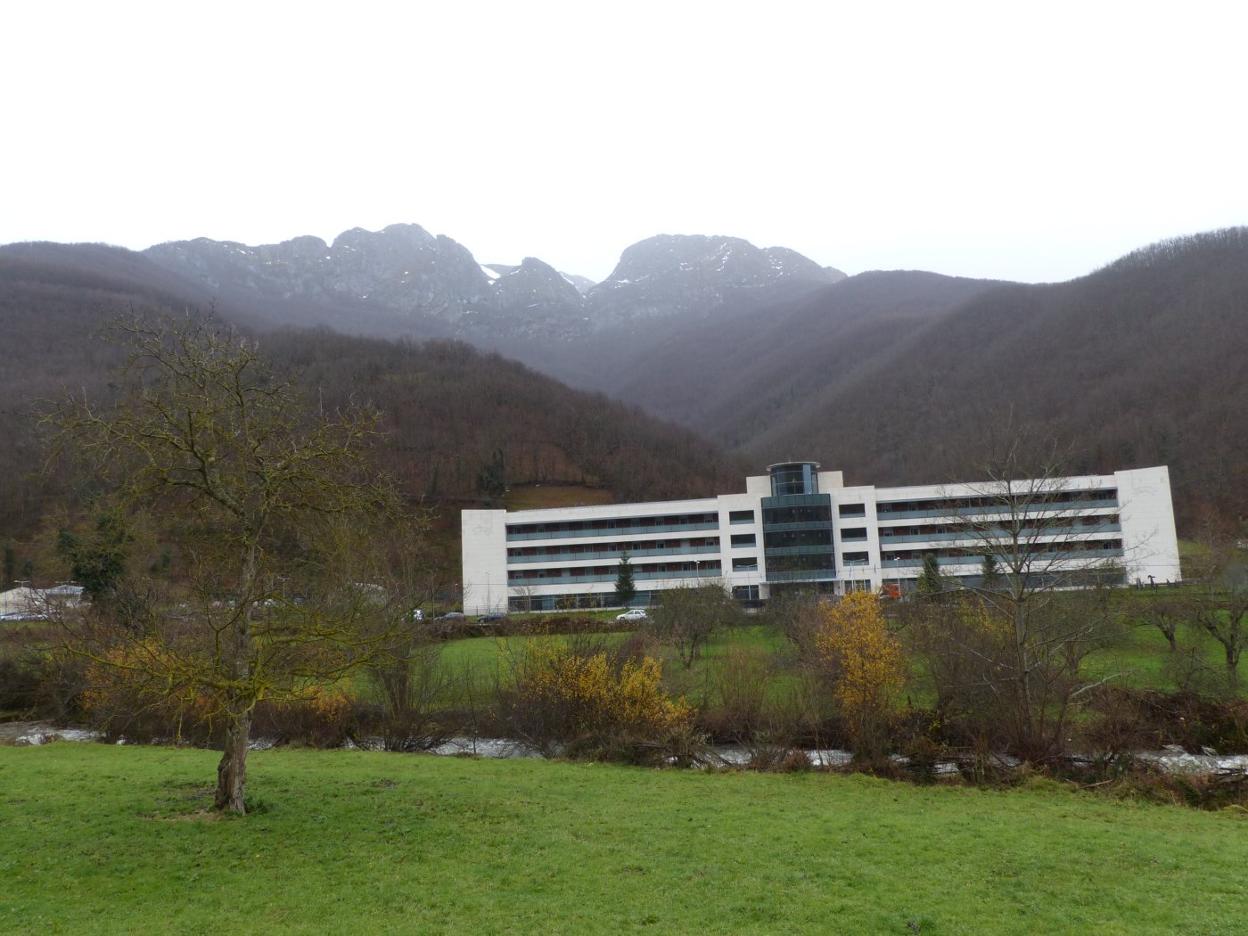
[435,618,1238,711]
[2,744,1245,935]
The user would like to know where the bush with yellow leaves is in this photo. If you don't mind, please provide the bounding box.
[504,640,693,759]
[808,591,906,758]
[80,639,217,742]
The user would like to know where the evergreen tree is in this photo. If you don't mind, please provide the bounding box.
[2,544,14,589]
[917,552,945,598]
[981,553,1002,591]
[56,508,132,605]
[614,552,636,608]
[475,449,507,500]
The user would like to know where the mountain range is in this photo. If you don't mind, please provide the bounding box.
[2,223,1247,535]
[143,224,846,343]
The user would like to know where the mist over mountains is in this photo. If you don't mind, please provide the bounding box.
[143,224,846,343]
[2,222,1247,532]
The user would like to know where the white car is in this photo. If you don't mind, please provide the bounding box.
[616,608,649,623]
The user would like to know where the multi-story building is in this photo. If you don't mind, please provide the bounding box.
[460,462,1180,614]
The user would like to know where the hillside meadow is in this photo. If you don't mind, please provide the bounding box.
[3,743,1246,935]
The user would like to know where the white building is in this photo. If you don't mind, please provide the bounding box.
[460,462,1181,614]
[0,583,85,621]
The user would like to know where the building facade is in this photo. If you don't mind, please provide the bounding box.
[460,462,1181,614]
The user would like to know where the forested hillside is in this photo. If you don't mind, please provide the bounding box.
[597,270,999,444]
[738,229,1248,526]
[4,226,1247,535]
[0,245,743,543]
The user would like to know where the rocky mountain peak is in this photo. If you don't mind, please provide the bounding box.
[586,234,843,328]
[143,224,843,340]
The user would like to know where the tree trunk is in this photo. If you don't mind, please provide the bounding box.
[215,711,251,814]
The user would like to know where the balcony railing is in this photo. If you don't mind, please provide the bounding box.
[506,521,719,542]
[509,567,722,585]
[766,569,838,582]
[760,521,834,533]
[763,545,836,558]
[875,498,1119,522]
[879,523,1122,545]
[881,548,1124,568]
[508,543,721,565]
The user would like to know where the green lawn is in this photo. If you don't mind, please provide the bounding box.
[2,744,1245,934]
[436,624,794,704]
[437,618,1238,711]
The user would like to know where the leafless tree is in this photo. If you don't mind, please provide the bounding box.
[647,582,741,669]
[1184,536,1248,690]
[909,434,1127,760]
[47,315,404,813]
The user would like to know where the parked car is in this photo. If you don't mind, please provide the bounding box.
[478,613,506,624]
[615,608,649,623]
[435,611,466,621]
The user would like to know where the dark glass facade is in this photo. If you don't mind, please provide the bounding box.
[768,461,821,497]
[761,489,836,583]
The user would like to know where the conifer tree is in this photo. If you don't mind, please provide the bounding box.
[614,552,636,608]
[917,552,944,598]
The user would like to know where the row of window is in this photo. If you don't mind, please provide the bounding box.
[509,591,659,612]
[764,528,833,549]
[507,537,719,563]
[879,515,1120,538]
[767,553,836,573]
[509,560,723,583]
[882,539,1124,562]
[876,490,1118,516]
[506,512,719,539]
[763,505,831,525]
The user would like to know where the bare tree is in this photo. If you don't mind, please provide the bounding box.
[48,316,402,813]
[1185,537,1248,690]
[1136,595,1186,653]
[911,435,1126,760]
[647,583,740,669]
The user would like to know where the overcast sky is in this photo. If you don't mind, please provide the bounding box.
[4,1,1246,282]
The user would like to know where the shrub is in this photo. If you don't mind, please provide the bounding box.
[254,687,355,748]
[363,639,452,751]
[79,640,360,747]
[502,641,693,760]
[699,645,773,742]
[0,654,43,715]
[808,592,906,760]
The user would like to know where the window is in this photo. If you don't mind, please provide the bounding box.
[838,503,866,517]
[762,504,832,524]
[729,510,755,524]
[769,464,819,497]
[842,551,869,565]
[732,585,760,602]
[765,529,832,548]
[840,527,868,541]
[732,557,758,572]
[767,553,836,573]
[730,533,756,547]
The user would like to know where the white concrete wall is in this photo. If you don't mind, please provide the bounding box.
[461,509,509,614]
[716,491,766,595]
[817,470,845,491]
[829,486,882,592]
[1116,466,1182,584]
